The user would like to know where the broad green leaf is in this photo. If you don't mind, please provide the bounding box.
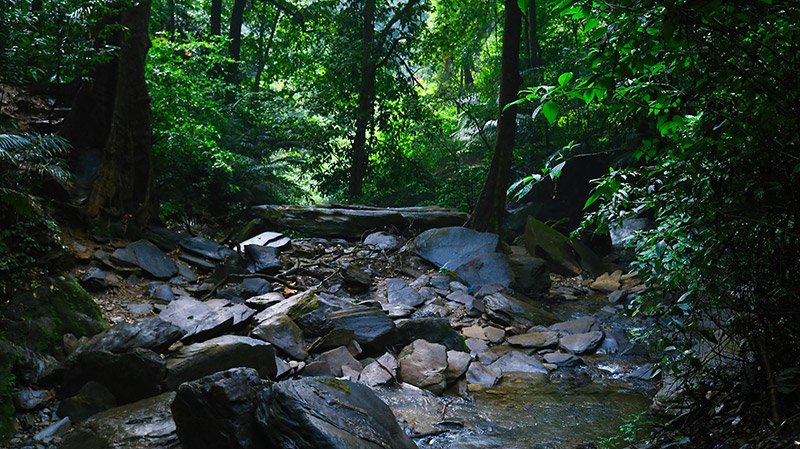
[549,161,566,179]
[542,101,559,124]
[583,89,596,104]
[517,0,530,13]
[558,72,573,87]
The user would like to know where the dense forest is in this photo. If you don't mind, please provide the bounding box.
[1,0,799,447]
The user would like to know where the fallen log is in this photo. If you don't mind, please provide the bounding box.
[251,204,469,240]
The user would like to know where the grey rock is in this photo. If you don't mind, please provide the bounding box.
[80,267,111,291]
[474,282,506,298]
[466,363,501,386]
[428,274,451,290]
[250,313,307,360]
[488,351,547,374]
[57,381,117,422]
[543,352,583,368]
[484,293,560,331]
[111,240,178,279]
[237,278,272,298]
[308,328,355,354]
[464,338,499,363]
[12,389,53,411]
[559,331,605,354]
[507,331,559,349]
[144,226,185,251]
[60,392,179,449]
[159,297,255,344]
[607,289,627,304]
[175,262,197,282]
[396,317,465,351]
[239,231,284,248]
[484,326,505,343]
[398,339,448,394]
[61,347,166,405]
[462,325,487,340]
[382,303,415,319]
[327,307,397,355]
[151,284,175,303]
[364,231,403,250]
[33,416,71,442]
[255,377,417,449]
[358,362,394,387]
[245,292,284,310]
[178,253,217,271]
[171,368,267,449]
[244,245,281,274]
[125,303,155,316]
[507,254,549,293]
[386,278,425,308]
[455,252,512,288]
[549,316,601,335]
[342,264,372,287]
[164,335,277,390]
[179,236,235,262]
[307,346,362,377]
[445,350,472,383]
[412,227,498,271]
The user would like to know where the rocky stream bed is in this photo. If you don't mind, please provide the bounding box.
[3,222,662,449]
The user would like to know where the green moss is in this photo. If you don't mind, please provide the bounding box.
[315,377,351,395]
[287,291,319,320]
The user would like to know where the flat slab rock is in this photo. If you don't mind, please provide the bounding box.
[559,331,605,354]
[110,240,178,279]
[60,392,179,449]
[159,297,256,344]
[411,227,498,271]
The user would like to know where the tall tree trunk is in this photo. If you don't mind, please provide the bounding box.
[466,0,522,234]
[228,0,247,61]
[86,0,157,231]
[348,0,375,199]
[524,0,541,68]
[253,9,281,92]
[210,0,222,35]
[167,0,176,32]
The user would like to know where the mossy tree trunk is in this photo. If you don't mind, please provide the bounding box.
[85,0,158,231]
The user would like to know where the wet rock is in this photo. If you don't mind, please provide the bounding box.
[171,368,267,449]
[57,380,116,422]
[550,317,601,335]
[386,278,425,308]
[396,317,465,351]
[256,377,418,449]
[178,253,217,271]
[445,350,472,383]
[250,313,307,360]
[455,253,512,288]
[61,392,179,449]
[543,352,583,368]
[111,240,178,279]
[464,338,499,364]
[466,363,501,387]
[159,297,255,344]
[61,347,166,404]
[12,389,53,411]
[398,339,448,394]
[180,236,235,262]
[412,227,498,271]
[607,289,627,304]
[488,351,547,374]
[484,326,505,343]
[308,328,355,354]
[364,231,403,250]
[327,307,397,355]
[559,331,605,354]
[359,361,394,387]
[507,331,559,349]
[591,270,623,293]
[164,335,277,390]
[342,264,372,288]
[484,293,559,331]
[244,245,281,274]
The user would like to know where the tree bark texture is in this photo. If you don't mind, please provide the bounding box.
[228,0,247,61]
[524,0,541,69]
[86,0,158,230]
[466,0,522,234]
[348,0,376,199]
[210,0,222,35]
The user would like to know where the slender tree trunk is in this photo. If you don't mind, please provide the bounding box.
[349,0,376,199]
[228,0,247,61]
[86,0,157,231]
[524,0,541,68]
[167,0,176,32]
[466,0,522,234]
[253,9,280,91]
[210,0,222,35]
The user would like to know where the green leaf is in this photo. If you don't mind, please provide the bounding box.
[583,89,596,105]
[549,161,566,179]
[558,72,573,87]
[517,0,530,13]
[542,101,559,124]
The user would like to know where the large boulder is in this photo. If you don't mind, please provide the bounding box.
[164,335,276,391]
[488,351,547,374]
[559,331,605,354]
[549,316,601,335]
[523,219,605,277]
[179,236,235,262]
[327,307,397,355]
[159,298,255,344]
[244,245,282,274]
[507,254,549,293]
[171,368,267,449]
[397,339,448,395]
[395,318,466,352]
[411,227,498,271]
[61,347,166,405]
[60,392,179,449]
[111,240,178,279]
[255,377,417,449]
[483,293,560,331]
[454,253,513,288]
